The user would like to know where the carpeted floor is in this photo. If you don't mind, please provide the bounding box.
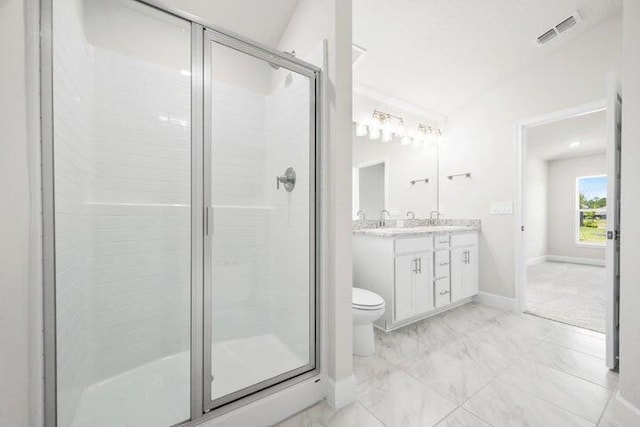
[525,261,606,333]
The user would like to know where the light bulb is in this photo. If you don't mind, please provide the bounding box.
[401,135,412,146]
[355,122,368,137]
[396,120,405,138]
[382,128,393,142]
[369,127,380,140]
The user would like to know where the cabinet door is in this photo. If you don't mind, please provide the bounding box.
[394,254,416,321]
[462,246,479,297]
[414,252,434,312]
[450,247,466,302]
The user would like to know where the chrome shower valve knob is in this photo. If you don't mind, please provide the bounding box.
[276,167,296,192]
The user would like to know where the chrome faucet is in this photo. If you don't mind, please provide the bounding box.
[406,211,416,220]
[379,209,390,227]
[430,210,441,220]
[356,210,366,224]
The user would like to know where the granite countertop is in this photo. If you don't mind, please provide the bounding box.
[353,225,478,238]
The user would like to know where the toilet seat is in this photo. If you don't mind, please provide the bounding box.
[352,287,385,311]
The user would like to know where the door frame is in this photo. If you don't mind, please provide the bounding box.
[514,99,607,314]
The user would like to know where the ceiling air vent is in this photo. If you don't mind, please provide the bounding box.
[556,15,577,34]
[352,44,367,67]
[536,11,582,46]
[537,28,558,45]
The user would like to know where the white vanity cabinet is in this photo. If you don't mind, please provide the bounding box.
[394,251,433,322]
[450,233,479,301]
[353,229,479,331]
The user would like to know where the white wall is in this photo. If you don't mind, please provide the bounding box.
[440,16,622,298]
[547,154,606,260]
[618,0,640,420]
[0,0,31,425]
[525,156,548,260]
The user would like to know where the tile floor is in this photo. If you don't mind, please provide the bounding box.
[526,261,605,332]
[278,302,618,427]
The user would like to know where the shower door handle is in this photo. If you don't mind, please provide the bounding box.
[205,206,213,236]
[276,167,296,192]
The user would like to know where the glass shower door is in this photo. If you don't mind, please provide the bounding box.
[203,30,319,409]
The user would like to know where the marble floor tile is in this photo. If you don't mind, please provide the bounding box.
[597,394,616,427]
[435,407,492,427]
[437,305,488,335]
[543,325,606,359]
[400,337,511,404]
[487,311,558,339]
[374,328,424,365]
[466,322,541,355]
[396,315,461,350]
[353,354,393,384]
[463,380,594,427]
[358,369,457,427]
[461,301,507,322]
[498,359,611,423]
[525,341,619,390]
[277,402,384,427]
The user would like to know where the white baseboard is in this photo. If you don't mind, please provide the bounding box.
[474,292,517,311]
[547,255,605,267]
[526,255,548,266]
[326,374,356,409]
[614,390,640,427]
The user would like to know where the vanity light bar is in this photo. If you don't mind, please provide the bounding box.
[353,110,443,146]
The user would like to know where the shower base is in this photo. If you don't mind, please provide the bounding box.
[69,334,304,427]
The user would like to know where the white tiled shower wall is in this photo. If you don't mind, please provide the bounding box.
[210,70,313,364]
[265,72,312,361]
[53,0,190,424]
[53,1,94,424]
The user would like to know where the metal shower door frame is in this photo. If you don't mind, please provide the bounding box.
[41,0,322,425]
[201,27,322,414]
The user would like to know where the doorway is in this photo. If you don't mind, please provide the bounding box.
[516,79,622,369]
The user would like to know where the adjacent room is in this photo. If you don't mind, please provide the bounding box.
[525,110,609,332]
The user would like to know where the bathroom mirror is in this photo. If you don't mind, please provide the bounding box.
[354,161,387,219]
[352,131,439,220]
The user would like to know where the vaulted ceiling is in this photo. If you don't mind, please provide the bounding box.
[353,0,622,115]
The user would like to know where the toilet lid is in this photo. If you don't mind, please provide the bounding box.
[352,287,385,309]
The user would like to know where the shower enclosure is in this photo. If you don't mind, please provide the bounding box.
[41,1,321,425]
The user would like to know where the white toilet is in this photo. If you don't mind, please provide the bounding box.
[352,287,385,356]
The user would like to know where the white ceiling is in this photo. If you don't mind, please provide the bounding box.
[167,0,299,47]
[527,110,606,161]
[353,0,622,115]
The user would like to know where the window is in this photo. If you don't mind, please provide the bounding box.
[576,175,607,245]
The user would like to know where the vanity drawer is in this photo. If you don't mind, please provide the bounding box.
[395,237,433,254]
[451,232,478,247]
[434,276,451,307]
[434,250,450,277]
[433,234,450,249]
